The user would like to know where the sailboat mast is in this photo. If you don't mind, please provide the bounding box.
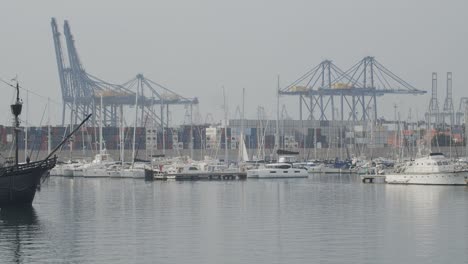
[161,102,165,155]
[25,90,28,162]
[99,95,103,153]
[239,88,245,162]
[339,126,343,160]
[47,98,52,155]
[465,103,468,157]
[12,83,22,166]
[314,126,317,160]
[69,121,73,161]
[132,89,138,166]
[428,106,432,153]
[398,112,403,160]
[81,122,85,157]
[120,105,124,165]
[223,87,228,165]
[69,93,76,161]
[15,111,19,165]
[275,76,280,159]
[190,104,193,160]
[394,104,398,159]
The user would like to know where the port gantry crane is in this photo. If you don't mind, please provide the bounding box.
[456,97,468,125]
[51,18,198,129]
[280,56,426,122]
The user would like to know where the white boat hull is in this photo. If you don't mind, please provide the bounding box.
[83,168,112,178]
[321,167,354,174]
[385,172,468,185]
[306,165,354,174]
[73,169,84,177]
[247,168,308,178]
[49,167,62,176]
[120,169,147,178]
[62,169,74,177]
[306,165,324,173]
[107,170,121,178]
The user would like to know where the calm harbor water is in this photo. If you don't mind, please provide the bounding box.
[1,175,467,264]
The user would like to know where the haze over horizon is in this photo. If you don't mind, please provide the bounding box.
[1,0,467,126]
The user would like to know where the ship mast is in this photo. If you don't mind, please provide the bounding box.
[11,83,22,166]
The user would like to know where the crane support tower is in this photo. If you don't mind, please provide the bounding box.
[456,97,468,125]
[442,72,454,126]
[426,72,440,126]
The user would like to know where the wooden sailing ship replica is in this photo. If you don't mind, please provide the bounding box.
[0,83,90,207]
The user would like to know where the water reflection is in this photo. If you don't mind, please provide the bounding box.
[0,206,40,263]
[0,177,466,264]
[0,205,38,226]
[382,184,468,263]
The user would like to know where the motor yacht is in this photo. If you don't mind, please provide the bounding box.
[385,153,468,185]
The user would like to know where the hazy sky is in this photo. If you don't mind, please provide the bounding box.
[1,0,467,126]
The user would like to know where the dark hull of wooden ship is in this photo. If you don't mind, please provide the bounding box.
[0,158,56,207]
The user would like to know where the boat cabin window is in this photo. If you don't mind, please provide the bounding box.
[278,156,297,163]
[188,167,198,171]
[266,164,291,169]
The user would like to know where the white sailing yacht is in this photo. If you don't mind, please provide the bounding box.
[118,88,153,179]
[247,84,307,178]
[82,96,116,177]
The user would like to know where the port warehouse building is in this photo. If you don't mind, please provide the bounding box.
[0,120,463,152]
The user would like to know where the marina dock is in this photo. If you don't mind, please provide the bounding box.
[154,172,247,181]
